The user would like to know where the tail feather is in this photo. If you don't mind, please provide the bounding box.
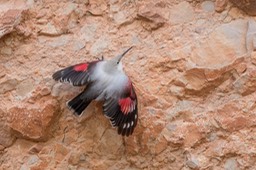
[67,92,91,116]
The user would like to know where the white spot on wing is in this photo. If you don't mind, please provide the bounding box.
[104,113,111,119]
[110,120,116,127]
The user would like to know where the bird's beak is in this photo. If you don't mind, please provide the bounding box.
[116,46,133,62]
[121,46,133,57]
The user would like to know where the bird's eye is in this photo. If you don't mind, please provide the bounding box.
[117,61,119,64]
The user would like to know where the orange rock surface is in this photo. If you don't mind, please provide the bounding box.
[1,0,256,169]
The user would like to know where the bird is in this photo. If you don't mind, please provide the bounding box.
[52,47,138,136]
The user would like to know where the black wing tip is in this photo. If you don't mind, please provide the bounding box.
[67,105,84,117]
[66,96,89,117]
[117,118,137,137]
[66,101,81,116]
[73,111,83,117]
[118,127,134,137]
[103,96,138,137]
[52,66,90,86]
[106,110,138,137]
[52,70,61,81]
[52,69,69,82]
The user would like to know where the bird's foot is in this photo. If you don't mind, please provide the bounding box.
[96,56,104,61]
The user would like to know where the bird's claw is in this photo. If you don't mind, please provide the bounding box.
[96,56,104,61]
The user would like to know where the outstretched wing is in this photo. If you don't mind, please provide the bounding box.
[103,81,138,136]
[52,61,99,86]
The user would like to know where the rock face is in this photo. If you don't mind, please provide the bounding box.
[215,0,228,12]
[9,96,59,141]
[230,0,256,16]
[0,9,23,38]
[137,2,167,30]
[0,109,15,148]
[1,0,256,169]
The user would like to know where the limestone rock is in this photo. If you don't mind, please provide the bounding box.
[15,78,34,98]
[87,0,107,16]
[246,19,256,52]
[0,9,23,39]
[0,109,16,147]
[230,0,256,16]
[1,0,256,169]
[162,122,202,148]
[95,129,123,158]
[9,96,60,141]
[233,68,256,95]
[224,157,239,170]
[169,1,194,25]
[1,47,12,55]
[137,2,167,30]
[108,1,137,27]
[201,1,215,13]
[0,78,18,94]
[180,19,248,93]
[215,0,228,12]
[54,143,69,163]
[213,102,253,132]
[90,35,110,56]
[39,22,62,36]
[185,152,199,169]
[190,19,247,69]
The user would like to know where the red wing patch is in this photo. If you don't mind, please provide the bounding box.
[53,62,91,86]
[74,63,88,71]
[119,97,134,115]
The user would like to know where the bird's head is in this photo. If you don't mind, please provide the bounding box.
[106,46,133,72]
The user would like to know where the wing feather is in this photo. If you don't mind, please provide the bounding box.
[52,61,99,86]
[103,82,138,136]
